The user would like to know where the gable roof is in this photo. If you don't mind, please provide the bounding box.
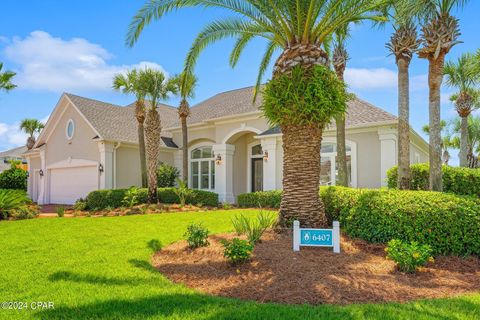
[65,94,177,147]
[43,87,397,147]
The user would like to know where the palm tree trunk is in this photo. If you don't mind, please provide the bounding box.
[459,115,469,167]
[427,54,445,191]
[181,115,188,183]
[145,108,161,203]
[397,58,411,190]
[26,136,35,150]
[279,123,327,228]
[138,122,148,188]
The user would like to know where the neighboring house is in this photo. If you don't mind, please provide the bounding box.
[24,87,429,205]
[0,146,28,172]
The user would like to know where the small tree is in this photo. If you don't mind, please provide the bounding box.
[157,163,179,187]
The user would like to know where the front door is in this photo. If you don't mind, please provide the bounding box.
[251,158,263,192]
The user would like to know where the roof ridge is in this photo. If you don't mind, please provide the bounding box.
[64,93,124,108]
[190,85,256,109]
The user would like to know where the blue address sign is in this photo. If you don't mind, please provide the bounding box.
[300,229,333,246]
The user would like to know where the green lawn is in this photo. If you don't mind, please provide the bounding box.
[0,210,479,320]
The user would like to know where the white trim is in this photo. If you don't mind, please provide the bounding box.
[187,142,215,191]
[47,158,99,170]
[66,119,75,140]
[321,137,358,188]
[222,125,262,144]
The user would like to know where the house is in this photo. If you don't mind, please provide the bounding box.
[24,86,429,205]
[0,146,28,172]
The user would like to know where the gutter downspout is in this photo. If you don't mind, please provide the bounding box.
[113,142,121,189]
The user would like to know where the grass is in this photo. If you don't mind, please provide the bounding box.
[0,210,478,319]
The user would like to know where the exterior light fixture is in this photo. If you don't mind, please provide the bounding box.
[263,150,269,162]
[215,154,222,165]
[98,164,104,174]
[39,169,44,177]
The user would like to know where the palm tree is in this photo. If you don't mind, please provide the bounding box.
[127,0,388,228]
[422,120,456,165]
[408,0,469,190]
[443,53,480,166]
[19,119,44,150]
[113,69,148,187]
[139,68,178,203]
[386,6,420,190]
[0,63,16,93]
[173,72,198,183]
[332,26,350,187]
[450,115,480,165]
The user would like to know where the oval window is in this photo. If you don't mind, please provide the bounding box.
[66,119,75,140]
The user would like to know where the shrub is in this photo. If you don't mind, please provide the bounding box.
[157,163,179,187]
[231,210,276,244]
[386,239,434,273]
[173,179,194,207]
[85,187,218,210]
[73,199,87,211]
[387,163,480,197]
[10,205,38,220]
[237,190,282,208]
[0,189,31,220]
[56,206,65,217]
[0,165,28,191]
[221,238,254,265]
[184,223,210,249]
[122,187,140,207]
[321,186,480,256]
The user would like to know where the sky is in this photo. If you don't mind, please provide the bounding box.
[1,1,480,166]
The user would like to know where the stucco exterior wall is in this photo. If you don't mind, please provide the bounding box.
[45,104,100,166]
[232,135,248,198]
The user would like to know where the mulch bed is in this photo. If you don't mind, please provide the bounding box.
[153,231,480,305]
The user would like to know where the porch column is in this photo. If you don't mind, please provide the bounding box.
[173,149,183,183]
[261,137,278,191]
[378,128,397,187]
[38,150,46,205]
[98,142,114,189]
[212,144,235,203]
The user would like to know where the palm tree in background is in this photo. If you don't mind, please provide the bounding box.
[113,69,149,187]
[408,0,470,190]
[332,26,350,188]
[19,119,44,150]
[0,63,16,93]
[422,120,456,165]
[127,0,388,228]
[173,72,198,183]
[139,68,178,203]
[443,53,480,166]
[450,113,480,165]
[386,4,420,190]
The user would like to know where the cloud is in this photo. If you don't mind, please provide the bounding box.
[3,31,166,92]
[345,67,428,91]
[0,116,50,151]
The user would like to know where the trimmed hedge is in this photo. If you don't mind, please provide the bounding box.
[0,167,28,191]
[85,187,218,210]
[237,190,282,208]
[322,186,480,256]
[387,163,480,197]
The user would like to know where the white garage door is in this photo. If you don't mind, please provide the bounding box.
[50,166,98,204]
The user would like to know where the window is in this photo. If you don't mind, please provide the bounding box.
[320,142,353,186]
[66,119,75,140]
[190,146,215,190]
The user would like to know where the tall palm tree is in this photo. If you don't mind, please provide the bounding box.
[127,0,388,228]
[139,68,178,203]
[19,119,44,150]
[173,72,198,183]
[0,63,16,93]
[444,53,480,166]
[408,0,469,190]
[113,69,148,187]
[332,26,350,188]
[450,113,480,164]
[386,6,420,190]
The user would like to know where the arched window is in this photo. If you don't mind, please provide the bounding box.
[320,142,353,186]
[190,146,215,190]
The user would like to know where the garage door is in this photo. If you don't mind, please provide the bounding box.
[50,166,98,204]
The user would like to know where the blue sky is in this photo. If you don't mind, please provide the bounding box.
[1,1,479,165]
